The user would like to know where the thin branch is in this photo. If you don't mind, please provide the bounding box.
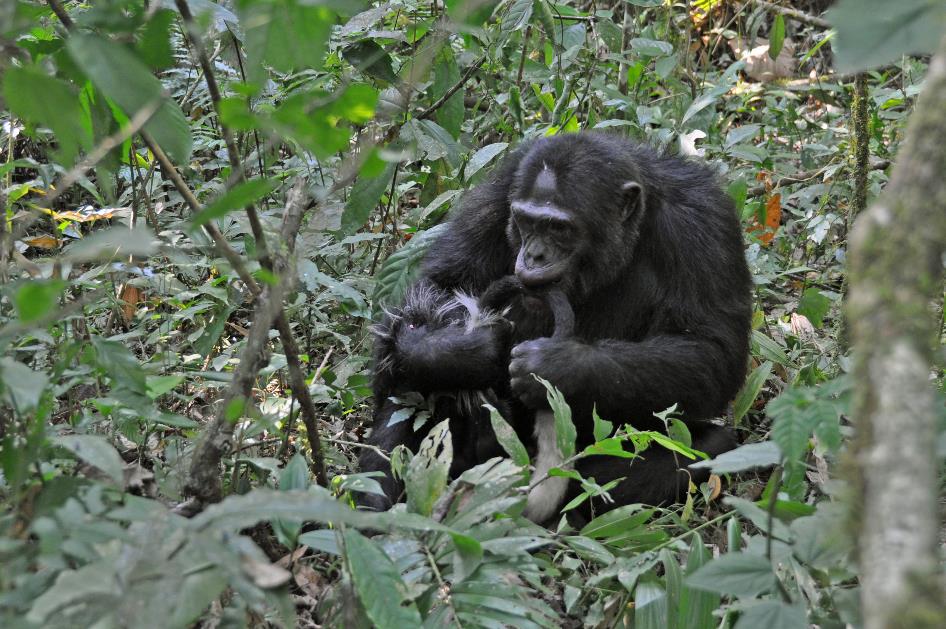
[417,54,487,120]
[46,0,74,29]
[174,0,271,267]
[748,0,830,29]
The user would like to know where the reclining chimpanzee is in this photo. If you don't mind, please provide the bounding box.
[358,132,753,521]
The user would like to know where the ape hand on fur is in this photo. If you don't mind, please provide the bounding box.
[509,337,586,407]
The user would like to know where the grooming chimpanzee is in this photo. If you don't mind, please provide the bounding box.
[358,132,752,520]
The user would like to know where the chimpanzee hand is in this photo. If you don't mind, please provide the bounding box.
[509,337,584,407]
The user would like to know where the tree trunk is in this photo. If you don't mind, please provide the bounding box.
[847,34,946,629]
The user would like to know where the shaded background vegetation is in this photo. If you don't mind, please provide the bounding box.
[0,0,944,627]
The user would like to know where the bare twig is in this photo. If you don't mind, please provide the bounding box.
[748,0,830,30]
[46,0,74,29]
[748,159,889,197]
[417,54,487,120]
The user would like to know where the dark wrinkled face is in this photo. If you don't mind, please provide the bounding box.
[508,199,579,287]
[506,139,647,298]
[507,164,584,288]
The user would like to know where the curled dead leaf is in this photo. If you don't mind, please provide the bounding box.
[241,557,292,589]
[790,312,815,341]
[707,474,722,501]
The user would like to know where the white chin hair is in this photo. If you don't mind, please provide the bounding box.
[522,410,569,523]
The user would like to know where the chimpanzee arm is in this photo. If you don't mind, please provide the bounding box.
[510,331,747,423]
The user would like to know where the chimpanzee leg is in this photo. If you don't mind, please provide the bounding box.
[357,398,427,511]
[572,421,737,513]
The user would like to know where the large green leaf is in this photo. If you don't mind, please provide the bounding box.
[680,534,720,629]
[734,601,807,629]
[432,47,463,139]
[733,360,772,424]
[3,67,91,166]
[12,279,65,323]
[52,435,125,484]
[686,554,777,598]
[372,223,448,310]
[0,357,50,412]
[343,529,423,628]
[797,288,831,328]
[486,403,530,466]
[340,161,397,235]
[535,376,576,459]
[768,15,786,60]
[829,0,946,72]
[67,34,192,163]
[240,0,335,77]
[190,179,277,228]
[405,419,452,516]
[690,441,781,474]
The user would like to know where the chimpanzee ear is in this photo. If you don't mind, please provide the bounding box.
[621,181,645,221]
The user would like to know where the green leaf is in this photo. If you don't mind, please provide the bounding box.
[650,433,702,460]
[241,1,335,76]
[502,0,533,32]
[273,453,309,546]
[733,361,772,424]
[535,376,576,459]
[280,453,309,491]
[190,178,278,228]
[343,529,423,628]
[432,47,463,139]
[635,577,668,629]
[405,419,452,516]
[0,357,49,412]
[192,489,379,531]
[3,67,91,166]
[67,34,192,163]
[630,38,674,57]
[373,223,447,311]
[52,435,125,484]
[464,142,508,181]
[64,226,158,263]
[829,0,946,72]
[797,288,831,328]
[751,330,790,366]
[12,279,66,323]
[145,375,184,399]
[581,504,653,539]
[681,534,719,629]
[667,418,692,448]
[591,405,613,442]
[27,561,118,625]
[343,40,398,83]
[768,15,786,60]
[137,9,175,69]
[686,554,777,598]
[734,601,807,629]
[682,84,730,125]
[92,338,148,394]
[486,403,530,466]
[690,441,781,474]
[340,161,397,235]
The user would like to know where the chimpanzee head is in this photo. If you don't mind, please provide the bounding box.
[506,134,646,298]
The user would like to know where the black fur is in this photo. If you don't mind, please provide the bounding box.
[358,132,752,515]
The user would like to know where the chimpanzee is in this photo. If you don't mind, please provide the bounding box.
[358,132,752,520]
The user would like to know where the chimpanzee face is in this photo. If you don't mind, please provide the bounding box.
[506,160,642,292]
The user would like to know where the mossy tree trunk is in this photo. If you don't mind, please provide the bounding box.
[847,34,946,629]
